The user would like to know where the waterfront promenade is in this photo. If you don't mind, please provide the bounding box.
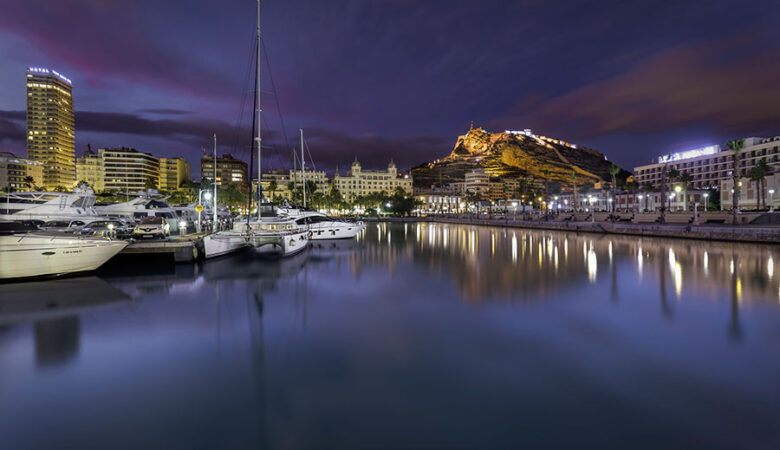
[371,213,780,244]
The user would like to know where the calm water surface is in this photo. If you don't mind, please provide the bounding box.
[1,223,779,449]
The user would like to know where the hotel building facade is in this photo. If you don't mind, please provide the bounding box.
[633,136,780,211]
[26,67,75,189]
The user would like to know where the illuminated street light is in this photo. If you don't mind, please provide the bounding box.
[204,192,213,201]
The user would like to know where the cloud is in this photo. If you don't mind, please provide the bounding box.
[494,36,780,140]
[136,109,193,115]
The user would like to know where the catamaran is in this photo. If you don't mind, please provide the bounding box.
[204,0,309,259]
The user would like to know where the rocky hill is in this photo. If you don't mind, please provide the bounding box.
[412,128,630,189]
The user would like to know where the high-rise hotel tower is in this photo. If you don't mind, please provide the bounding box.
[26,67,75,190]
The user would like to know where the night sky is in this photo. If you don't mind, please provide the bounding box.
[1,0,779,179]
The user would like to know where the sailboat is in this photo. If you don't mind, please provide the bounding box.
[203,134,249,258]
[204,0,309,259]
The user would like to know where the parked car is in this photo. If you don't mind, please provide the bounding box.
[132,216,170,239]
[78,220,133,239]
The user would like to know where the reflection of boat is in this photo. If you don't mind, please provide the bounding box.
[0,222,128,280]
[310,238,361,255]
[0,276,129,325]
[202,247,310,282]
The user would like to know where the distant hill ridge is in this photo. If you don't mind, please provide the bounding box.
[412,128,630,188]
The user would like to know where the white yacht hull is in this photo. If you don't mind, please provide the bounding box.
[250,229,310,257]
[309,222,365,240]
[203,231,249,259]
[0,234,127,280]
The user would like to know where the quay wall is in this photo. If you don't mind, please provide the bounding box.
[368,217,780,245]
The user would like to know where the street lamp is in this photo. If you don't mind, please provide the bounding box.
[703,193,709,211]
[198,189,213,228]
[770,189,776,212]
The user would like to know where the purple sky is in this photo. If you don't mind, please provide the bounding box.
[1,0,779,179]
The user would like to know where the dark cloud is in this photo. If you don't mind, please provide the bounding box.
[1,0,779,174]
[0,110,25,147]
[137,109,193,115]
[495,36,780,141]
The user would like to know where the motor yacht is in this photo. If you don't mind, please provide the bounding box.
[0,189,102,223]
[0,221,127,280]
[95,193,182,234]
[279,206,365,240]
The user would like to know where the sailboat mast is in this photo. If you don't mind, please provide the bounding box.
[213,133,218,226]
[301,128,306,208]
[255,0,262,221]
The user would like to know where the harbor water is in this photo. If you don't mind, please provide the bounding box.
[1,222,779,449]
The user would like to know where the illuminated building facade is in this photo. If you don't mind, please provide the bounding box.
[26,67,75,189]
[159,157,190,191]
[100,147,160,193]
[333,159,412,201]
[201,154,247,187]
[0,152,44,191]
[75,149,104,191]
[633,137,780,191]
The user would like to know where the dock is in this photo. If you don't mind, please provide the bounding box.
[119,235,205,262]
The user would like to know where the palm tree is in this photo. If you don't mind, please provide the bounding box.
[609,164,620,214]
[23,176,35,191]
[287,181,296,204]
[678,172,693,211]
[659,165,669,224]
[641,182,654,212]
[569,171,578,212]
[625,180,638,213]
[754,160,771,209]
[728,138,745,223]
[268,180,277,202]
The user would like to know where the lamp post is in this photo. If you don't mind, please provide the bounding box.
[770,189,776,213]
[198,190,212,229]
[703,193,709,212]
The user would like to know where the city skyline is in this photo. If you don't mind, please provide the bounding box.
[1,0,779,174]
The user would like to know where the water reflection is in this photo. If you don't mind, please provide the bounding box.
[0,277,129,368]
[1,225,779,449]
[345,223,780,307]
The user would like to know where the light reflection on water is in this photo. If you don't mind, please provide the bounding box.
[0,222,779,449]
